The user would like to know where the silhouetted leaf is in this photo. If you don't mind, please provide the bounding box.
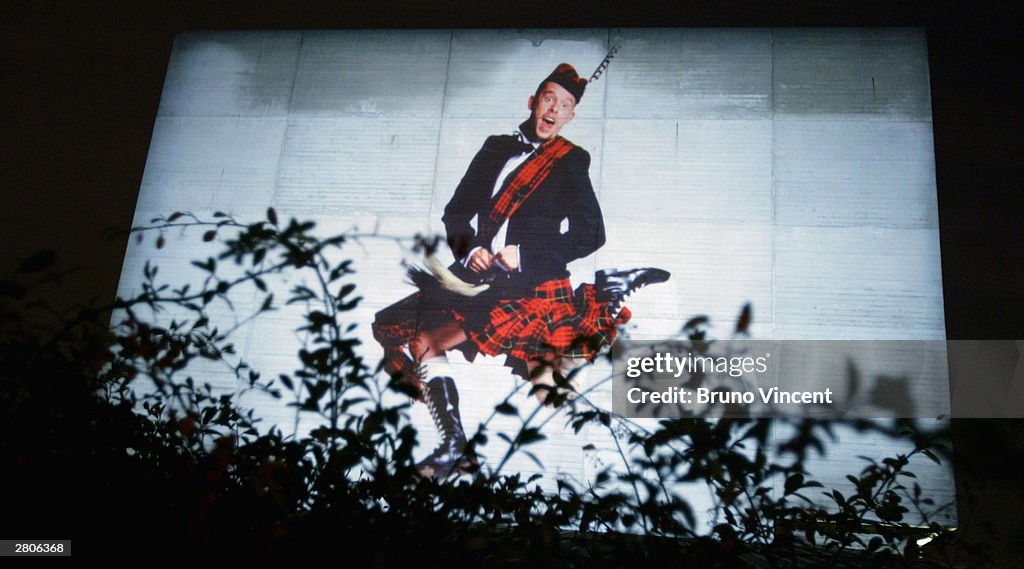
[515,428,545,447]
[846,359,861,402]
[273,374,293,392]
[0,280,26,299]
[683,315,709,330]
[922,449,941,465]
[735,303,751,333]
[785,473,804,494]
[871,376,914,416]
[17,250,56,273]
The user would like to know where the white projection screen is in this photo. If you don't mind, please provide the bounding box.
[116,29,954,526]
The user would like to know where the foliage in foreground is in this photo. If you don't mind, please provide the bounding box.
[0,211,973,566]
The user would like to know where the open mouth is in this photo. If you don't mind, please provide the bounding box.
[542,117,556,125]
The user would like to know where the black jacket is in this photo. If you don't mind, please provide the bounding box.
[441,134,606,295]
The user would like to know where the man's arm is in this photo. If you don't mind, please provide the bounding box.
[441,136,506,263]
[559,148,607,261]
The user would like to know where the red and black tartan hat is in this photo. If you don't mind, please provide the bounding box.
[538,63,587,105]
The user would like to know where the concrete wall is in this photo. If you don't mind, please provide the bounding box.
[117,29,953,526]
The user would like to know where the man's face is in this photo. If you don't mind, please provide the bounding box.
[528,81,577,141]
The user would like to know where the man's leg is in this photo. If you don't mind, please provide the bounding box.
[411,322,474,478]
[526,357,584,406]
[411,320,466,361]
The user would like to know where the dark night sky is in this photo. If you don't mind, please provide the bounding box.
[2,0,1023,559]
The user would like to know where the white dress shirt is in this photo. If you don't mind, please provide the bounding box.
[464,128,539,271]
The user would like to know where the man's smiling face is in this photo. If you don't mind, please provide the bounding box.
[528,81,577,142]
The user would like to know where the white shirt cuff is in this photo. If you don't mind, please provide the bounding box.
[462,246,484,267]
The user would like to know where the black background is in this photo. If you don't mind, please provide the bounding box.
[3,0,1022,559]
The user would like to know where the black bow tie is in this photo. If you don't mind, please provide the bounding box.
[499,136,536,158]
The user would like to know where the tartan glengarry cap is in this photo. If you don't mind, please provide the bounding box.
[539,63,587,104]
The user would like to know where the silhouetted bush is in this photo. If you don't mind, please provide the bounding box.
[0,211,966,566]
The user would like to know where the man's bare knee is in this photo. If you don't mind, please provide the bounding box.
[527,360,578,406]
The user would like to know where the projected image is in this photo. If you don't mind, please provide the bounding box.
[118,29,953,524]
[371,61,671,477]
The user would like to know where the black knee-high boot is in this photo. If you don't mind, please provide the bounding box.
[416,376,472,478]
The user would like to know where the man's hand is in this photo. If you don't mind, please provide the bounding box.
[468,248,495,273]
[495,245,520,271]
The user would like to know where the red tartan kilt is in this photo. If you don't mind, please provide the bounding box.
[372,277,630,391]
[456,278,630,365]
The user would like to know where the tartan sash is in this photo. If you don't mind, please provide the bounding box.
[476,136,575,244]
